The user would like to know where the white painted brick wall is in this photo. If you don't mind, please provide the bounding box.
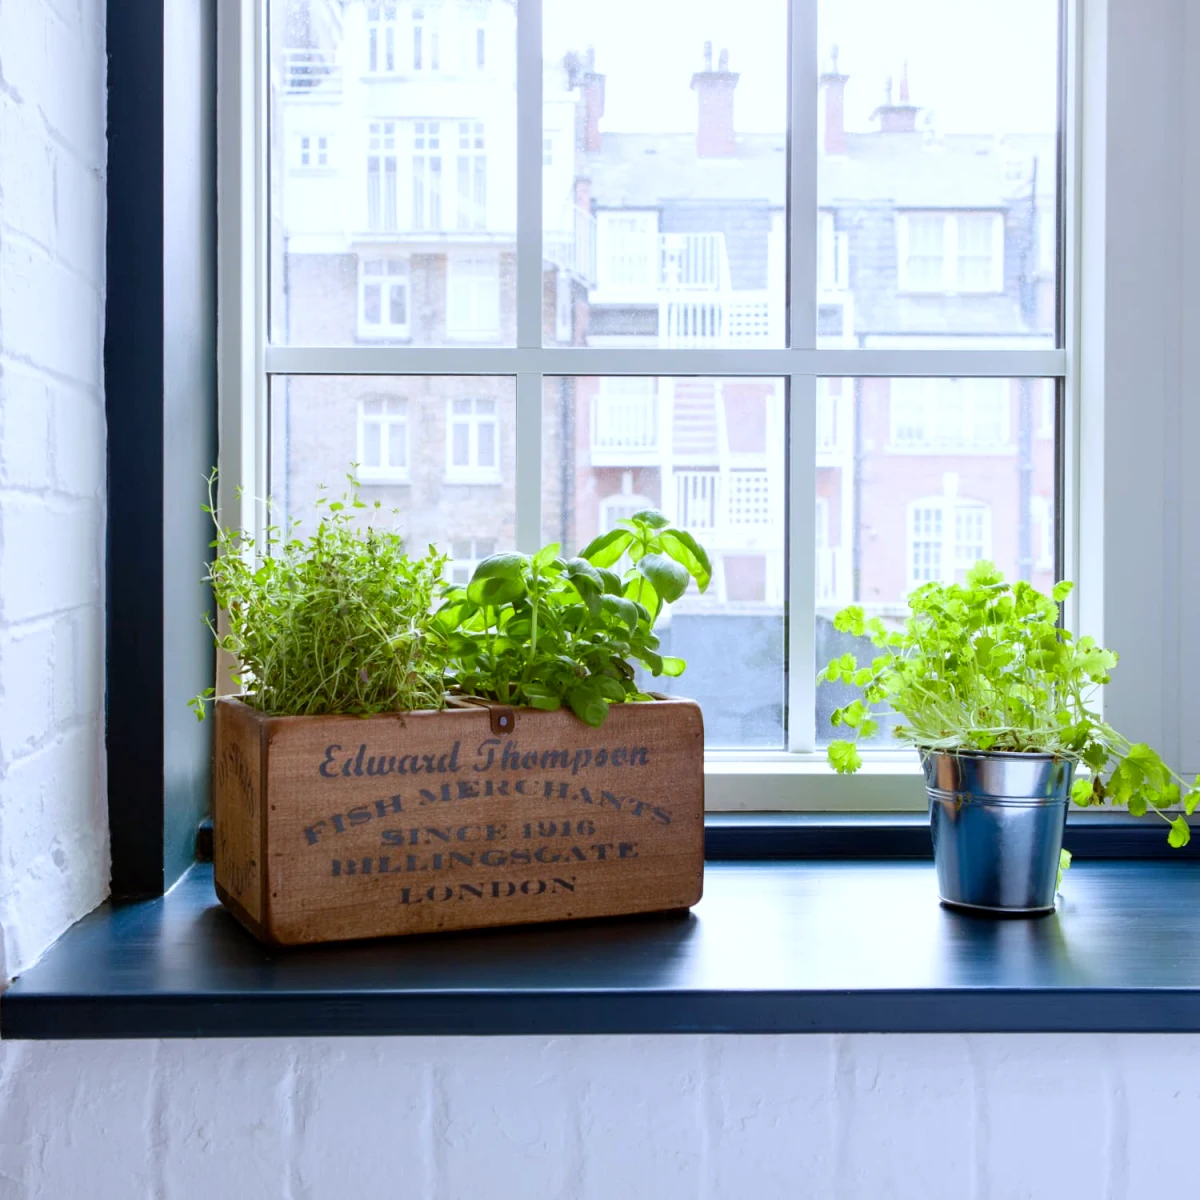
[0,1033,1195,1199]
[0,0,108,980]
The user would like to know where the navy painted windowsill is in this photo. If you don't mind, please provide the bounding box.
[5,846,1200,1039]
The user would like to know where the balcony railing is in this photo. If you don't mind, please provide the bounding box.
[282,49,343,95]
[591,391,658,459]
[660,293,778,348]
[673,469,782,539]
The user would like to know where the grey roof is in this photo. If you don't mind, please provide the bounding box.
[587,131,1055,211]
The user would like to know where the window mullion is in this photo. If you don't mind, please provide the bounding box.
[513,0,544,554]
[788,374,817,752]
[516,0,542,348]
[789,0,818,351]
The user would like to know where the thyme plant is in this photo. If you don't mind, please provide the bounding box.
[191,474,448,718]
[821,560,1200,846]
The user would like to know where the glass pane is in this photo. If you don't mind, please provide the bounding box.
[815,377,1059,745]
[543,0,788,347]
[817,0,1059,346]
[268,377,517,552]
[269,1,516,345]
[543,376,787,749]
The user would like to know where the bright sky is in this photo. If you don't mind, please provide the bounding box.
[544,0,1059,135]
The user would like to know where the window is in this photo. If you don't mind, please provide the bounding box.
[818,211,849,291]
[456,122,487,230]
[357,258,410,340]
[251,0,1067,795]
[450,537,496,585]
[367,4,398,73]
[447,255,500,339]
[599,489,654,532]
[413,6,440,72]
[596,212,658,293]
[366,121,398,231]
[1032,495,1055,569]
[412,122,443,231]
[591,377,657,459]
[907,497,993,589]
[889,379,1010,451]
[295,134,329,169]
[897,212,1004,293]
[357,397,410,482]
[447,397,500,481]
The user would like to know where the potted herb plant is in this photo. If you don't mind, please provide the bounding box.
[195,484,714,945]
[821,561,1198,915]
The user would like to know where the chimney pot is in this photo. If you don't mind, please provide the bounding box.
[718,48,729,72]
[871,63,919,133]
[703,41,712,72]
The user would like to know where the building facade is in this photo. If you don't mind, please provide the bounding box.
[270,0,1057,744]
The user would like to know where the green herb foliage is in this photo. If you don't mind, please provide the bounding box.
[820,560,1200,846]
[437,511,710,726]
[191,473,448,718]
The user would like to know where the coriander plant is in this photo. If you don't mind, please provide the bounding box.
[821,560,1200,847]
[191,473,448,718]
[438,510,710,726]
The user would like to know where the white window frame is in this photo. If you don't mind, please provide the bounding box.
[216,0,1138,813]
[595,210,659,298]
[449,536,497,585]
[366,3,399,75]
[906,496,993,591]
[446,253,501,341]
[356,396,411,483]
[888,378,1012,452]
[445,396,502,483]
[357,256,411,341]
[896,211,1005,294]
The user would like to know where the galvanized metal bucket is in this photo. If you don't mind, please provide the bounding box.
[922,749,1074,916]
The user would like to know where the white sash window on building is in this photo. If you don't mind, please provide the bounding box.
[366,121,398,232]
[366,4,398,73]
[357,397,410,482]
[447,254,500,338]
[456,122,487,231]
[357,258,410,340]
[412,121,443,231]
[447,397,500,481]
[412,6,440,71]
[908,497,993,588]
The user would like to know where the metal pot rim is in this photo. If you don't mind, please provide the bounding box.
[918,746,1073,764]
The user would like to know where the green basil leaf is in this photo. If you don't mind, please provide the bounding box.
[466,553,528,607]
[600,594,639,630]
[580,527,635,568]
[567,682,609,727]
[636,553,689,605]
[631,509,671,530]
[597,567,623,595]
[657,529,713,592]
[659,656,687,678]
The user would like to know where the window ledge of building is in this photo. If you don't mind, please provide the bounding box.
[4,817,1200,1040]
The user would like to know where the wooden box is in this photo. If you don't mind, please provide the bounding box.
[212,696,705,945]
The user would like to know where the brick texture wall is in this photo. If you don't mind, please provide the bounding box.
[0,1033,1198,1197]
[0,0,109,980]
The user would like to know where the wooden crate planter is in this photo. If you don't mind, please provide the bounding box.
[212,696,705,945]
